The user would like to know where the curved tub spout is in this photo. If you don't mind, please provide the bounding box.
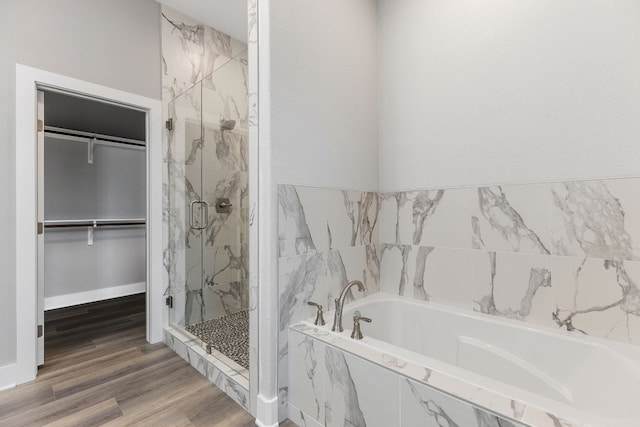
[332,280,366,332]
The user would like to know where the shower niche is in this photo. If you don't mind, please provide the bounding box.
[166,54,250,374]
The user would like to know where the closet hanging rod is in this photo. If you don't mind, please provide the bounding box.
[44,219,146,229]
[44,125,146,148]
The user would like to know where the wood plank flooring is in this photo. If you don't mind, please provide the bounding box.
[0,294,296,427]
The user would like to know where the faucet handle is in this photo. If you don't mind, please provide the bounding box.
[351,311,372,340]
[307,301,326,326]
[353,311,372,323]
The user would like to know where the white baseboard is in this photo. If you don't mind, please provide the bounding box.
[0,364,17,391]
[255,394,279,427]
[44,282,146,311]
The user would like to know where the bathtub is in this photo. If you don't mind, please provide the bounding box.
[291,292,640,426]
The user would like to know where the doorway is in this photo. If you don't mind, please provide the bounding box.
[15,64,163,386]
[37,89,148,366]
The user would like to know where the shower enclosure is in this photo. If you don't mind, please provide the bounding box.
[166,55,250,372]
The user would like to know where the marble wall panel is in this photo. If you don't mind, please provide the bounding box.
[289,330,325,422]
[550,178,640,261]
[380,188,472,248]
[162,7,245,103]
[380,177,640,347]
[473,251,553,327]
[471,184,550,255]
[278,184,381,420]
[552,256,640,343]
[400,378,524,427]
[279,185,379,258]
[380,244,473,309]
[324,347,398,427]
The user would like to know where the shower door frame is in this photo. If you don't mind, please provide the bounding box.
[13,64,164,387]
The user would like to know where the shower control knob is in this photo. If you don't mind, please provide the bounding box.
[216,198,233,213]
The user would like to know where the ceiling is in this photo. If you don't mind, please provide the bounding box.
[156,0,248,43]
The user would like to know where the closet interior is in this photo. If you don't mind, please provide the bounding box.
[40,90,147,362]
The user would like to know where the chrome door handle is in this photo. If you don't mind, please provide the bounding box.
[189,200,208,230]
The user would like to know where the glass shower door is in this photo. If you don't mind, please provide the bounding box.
[167,80,205,327]
[167,54,250,371]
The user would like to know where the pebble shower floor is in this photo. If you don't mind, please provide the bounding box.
[185,310,249,370]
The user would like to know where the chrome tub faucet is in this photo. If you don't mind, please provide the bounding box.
[332,280,366,332]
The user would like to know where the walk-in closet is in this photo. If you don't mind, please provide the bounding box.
[39,90,147,365]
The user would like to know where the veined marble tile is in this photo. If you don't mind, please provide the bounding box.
[380,244,416,298]
[203,127,248,173]
[289,330,326,422]
[279,246,370,334]
[203,245,248,316]
[324,346,398,427]
[202,57,249,131]
[168,99,202,165]
[278,185,379,257]
[364,244,380,295]
[346,190,379,247]
[473,251,553,326]
[169,290,186,327]
[162,6,245,102]
[185,245,203,291]
[400,378,523,427]
[380,188,471,248]
[472,184,550,255]
[380,244,473,309]
[288,403,323,427]
[202,169,243,247]
[184,288,205,326]
[248,0,257,45]
[278,245,372,424]
[550,178,640,261]
[279,185,318,257]
[522,407,584,427]
[552,256,640,343]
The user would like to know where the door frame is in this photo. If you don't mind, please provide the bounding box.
[14,64,164,385]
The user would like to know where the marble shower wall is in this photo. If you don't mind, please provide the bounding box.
[278,184,380,418]
[162,6,249,326]
[379,177,640,345]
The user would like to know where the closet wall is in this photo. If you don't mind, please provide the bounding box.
[43,92,147,309]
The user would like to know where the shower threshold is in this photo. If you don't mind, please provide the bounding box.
[164,323,250,410]
[186,310,249,370]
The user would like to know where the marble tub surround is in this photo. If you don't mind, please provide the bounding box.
[379,177,640,345]
[289,289,640,427]
[278,184,380,418]
[289,325,536,427]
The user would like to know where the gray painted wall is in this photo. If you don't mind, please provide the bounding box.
[44,138,146,298]
[0,0,161,367]
[270,0,379,192]
[378,0,640,191]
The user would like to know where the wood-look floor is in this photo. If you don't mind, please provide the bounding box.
[0,294,296,427]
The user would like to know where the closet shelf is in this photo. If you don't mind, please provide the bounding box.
[44,219,146,229]
[44,125,145,149]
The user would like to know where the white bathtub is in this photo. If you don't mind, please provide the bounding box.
[307,292,640,426]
